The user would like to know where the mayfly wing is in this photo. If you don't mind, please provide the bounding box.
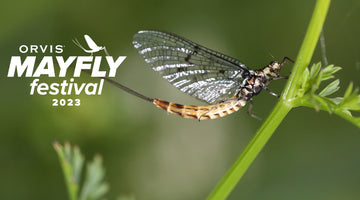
[84,34,100,50]
[133,30,249,104]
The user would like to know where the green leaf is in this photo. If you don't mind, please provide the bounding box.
[72,146,84,185]
[64,142,72,162]
[309,62,321,79]
[90,183,109,200]
[302,66,310,84]
[320,65,341,81]
[343,82,354,100]
[54,142,109,200]
[79,155,109,200]
[293,60,359,127]
[307,62,327,93]
[319,79,340,97]
[338,88,360,111]
[53,142,82,200]
[329,97,343,105]
[298,67,310,96]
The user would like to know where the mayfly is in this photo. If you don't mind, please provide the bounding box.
[104,30,293,120]
[73,34,109,56]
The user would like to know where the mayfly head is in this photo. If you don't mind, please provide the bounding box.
[263,61,282,78]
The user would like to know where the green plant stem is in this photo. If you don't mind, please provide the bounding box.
[206,0,331,199]
[334,111,360,128]
[207,101,291,200]
[283,0,331,101]
[294,99,360,128]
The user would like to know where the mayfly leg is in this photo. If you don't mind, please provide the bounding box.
[272,76,289,80]
[280,57,294,68]
[264,56,294,97]
[247,98,262,120]
[263,85,280,98]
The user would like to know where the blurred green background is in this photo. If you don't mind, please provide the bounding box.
[1,0,359,199]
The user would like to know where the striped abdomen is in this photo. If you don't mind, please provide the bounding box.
[152,98,247,120]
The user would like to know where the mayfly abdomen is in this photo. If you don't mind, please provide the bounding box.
[153,98,247,120]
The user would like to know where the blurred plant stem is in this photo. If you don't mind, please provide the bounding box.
[207,0,331,199]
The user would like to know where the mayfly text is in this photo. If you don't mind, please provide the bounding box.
[7,45,126,106]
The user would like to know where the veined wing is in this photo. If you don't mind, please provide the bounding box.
[84,35,100,50]
[133,30,249,104]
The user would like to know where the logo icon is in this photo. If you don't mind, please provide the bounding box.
[73,34,109,56]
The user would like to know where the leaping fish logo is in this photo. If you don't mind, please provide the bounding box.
[73,34,109,56]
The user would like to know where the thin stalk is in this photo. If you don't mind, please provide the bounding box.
[283,0,331,101]
[333,110,360,128]
[207,101,291,200]
[206,0,331,199]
